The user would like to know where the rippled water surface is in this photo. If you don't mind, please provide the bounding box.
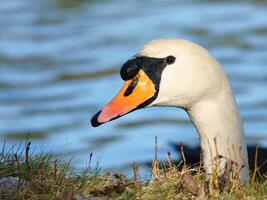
[1,0,267,174]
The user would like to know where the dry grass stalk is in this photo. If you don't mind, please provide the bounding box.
[25,142,31,173]
[132,162,142,199]
[251,145,259,185]
[152,136,160,181]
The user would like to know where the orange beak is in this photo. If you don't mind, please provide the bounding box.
[91,69,156,127]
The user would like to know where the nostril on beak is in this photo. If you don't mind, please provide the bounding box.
[124,77,138,97]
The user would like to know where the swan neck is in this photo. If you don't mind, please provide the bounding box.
[187,81,249,182]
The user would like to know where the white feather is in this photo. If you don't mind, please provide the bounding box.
[139,39,249,182]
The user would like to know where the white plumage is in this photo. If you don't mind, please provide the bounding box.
[139,39,249,182]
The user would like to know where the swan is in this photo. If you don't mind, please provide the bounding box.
[91,39,249,182]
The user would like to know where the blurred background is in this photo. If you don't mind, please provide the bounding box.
[0,0,267,176]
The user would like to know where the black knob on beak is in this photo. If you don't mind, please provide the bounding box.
[120,59,140,80]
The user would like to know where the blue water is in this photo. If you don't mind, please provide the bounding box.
[0,0,267,174]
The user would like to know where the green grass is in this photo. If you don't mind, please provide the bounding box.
[0,141,267,200]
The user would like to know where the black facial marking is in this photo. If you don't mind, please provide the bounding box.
[124,77,138,97]
[120,59,140,80]
[120,55,170,109]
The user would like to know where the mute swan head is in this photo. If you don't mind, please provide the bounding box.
[91,39,224,124]
[91,39,249,182]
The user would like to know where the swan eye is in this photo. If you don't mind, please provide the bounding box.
[165,55,176,65]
